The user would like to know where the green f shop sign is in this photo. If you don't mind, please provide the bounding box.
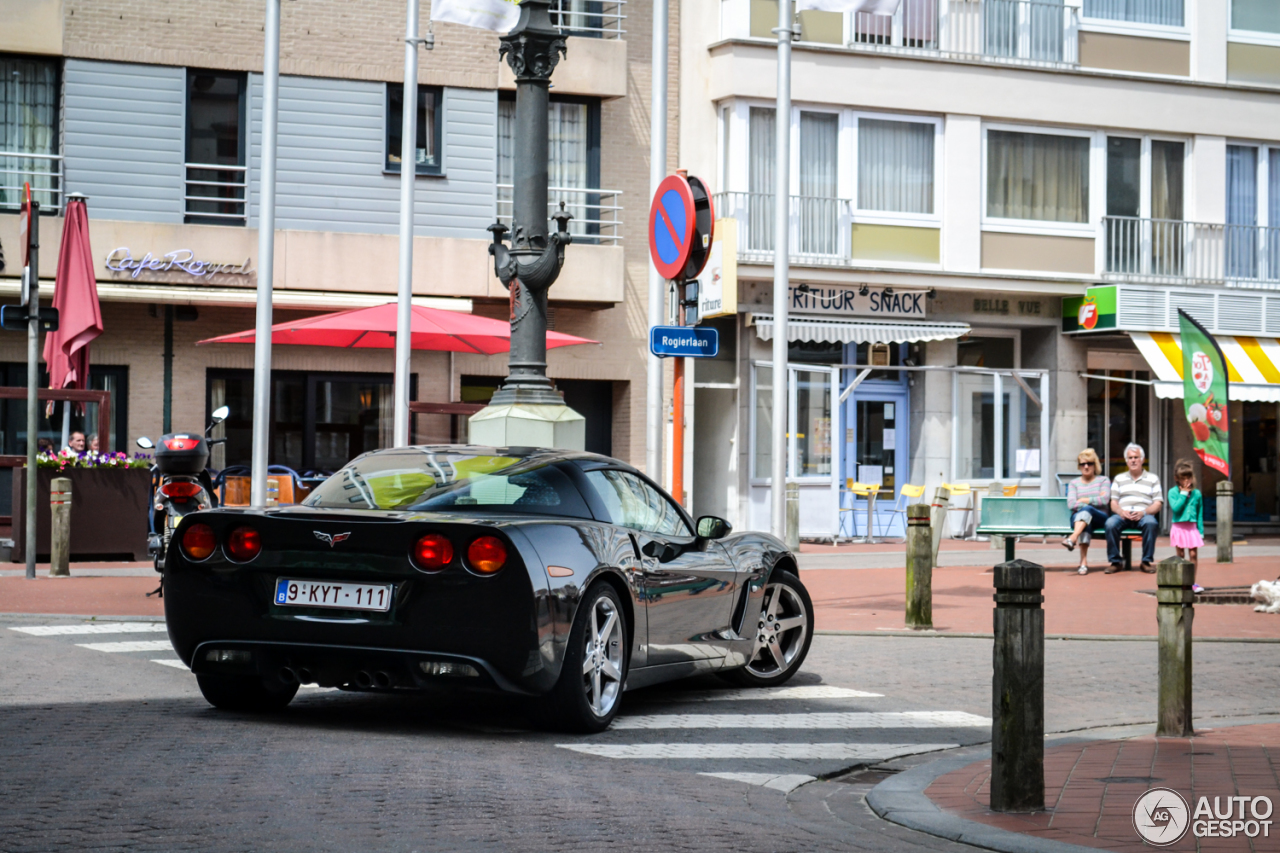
[1178,309,1230,477]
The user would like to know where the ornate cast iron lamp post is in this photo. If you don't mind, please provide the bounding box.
[470,0,585,448]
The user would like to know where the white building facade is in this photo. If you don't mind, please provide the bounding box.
[681,0,1280,537]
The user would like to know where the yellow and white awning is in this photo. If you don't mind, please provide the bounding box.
[1131,332,1280,402]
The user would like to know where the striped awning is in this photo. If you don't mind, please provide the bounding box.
[750,314,970,344]
[1131,331,1280,402]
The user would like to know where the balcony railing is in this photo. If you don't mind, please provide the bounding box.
[729,0,1079,70]
[0,152,63,212]
[185,162,247,225]
[716,191,871,267]
[496,184,623,245]
[551,0,626,38]
[1103,216,1280,290]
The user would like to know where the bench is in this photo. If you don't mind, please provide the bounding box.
[975,497,1144,568]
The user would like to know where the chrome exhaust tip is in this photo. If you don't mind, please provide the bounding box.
[373,670,392,689]
[296,667,315,685]
[279,667,300,684]
[354,670,373,689]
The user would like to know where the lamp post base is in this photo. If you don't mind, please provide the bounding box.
[467,402,586,451]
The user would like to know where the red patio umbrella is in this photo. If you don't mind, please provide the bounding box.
[43,195,103,403]
[197,302,596,354]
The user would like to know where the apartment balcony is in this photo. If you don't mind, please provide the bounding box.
[496,185,624,245]
[715,191,940,268]
[551,0,626,37]
[1102,216,1280,290]
[184,162,247,226]
[0,152,63,212]
[722,0,1080,70]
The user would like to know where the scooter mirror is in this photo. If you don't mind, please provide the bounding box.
[135,436,154,449]
[211,405,230,423]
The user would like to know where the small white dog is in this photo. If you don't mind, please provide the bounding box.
[1252,580,1280,614]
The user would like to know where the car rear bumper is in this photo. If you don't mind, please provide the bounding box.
[190,639,535,695]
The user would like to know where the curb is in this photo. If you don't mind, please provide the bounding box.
[815,629,1280,642]
[865,714,1280,853]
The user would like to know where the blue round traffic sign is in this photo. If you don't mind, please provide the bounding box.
[649,175,696,280]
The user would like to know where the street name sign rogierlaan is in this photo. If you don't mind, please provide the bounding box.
[649,325,719,358]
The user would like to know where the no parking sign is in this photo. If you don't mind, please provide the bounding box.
[648,174,714,282]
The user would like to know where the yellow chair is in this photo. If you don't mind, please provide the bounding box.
[884,484,926,540]
[942,482,976,539]
[839,479,883,542]
[1002,484,1019,497]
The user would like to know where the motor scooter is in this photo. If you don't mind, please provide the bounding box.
[136,405,230,572]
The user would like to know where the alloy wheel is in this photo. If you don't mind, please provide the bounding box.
[581,594,624,717]
[746,581,809,678]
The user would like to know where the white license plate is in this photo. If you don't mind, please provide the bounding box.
[275,578,393,612]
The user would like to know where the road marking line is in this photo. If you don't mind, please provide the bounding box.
[11,623,166,636]
[151,658,188,670]
[556,742,959,760]
[611,711,991,730]
[698,772,815,793]
[75,640,175,653]
[656,685,882,703]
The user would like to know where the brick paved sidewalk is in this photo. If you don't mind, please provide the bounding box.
[0,564,162,617]
[926,724,1280,851]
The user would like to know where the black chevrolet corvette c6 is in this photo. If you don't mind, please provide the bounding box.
[164,445,814,732]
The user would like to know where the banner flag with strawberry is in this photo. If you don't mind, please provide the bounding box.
[1178,308,1230,477]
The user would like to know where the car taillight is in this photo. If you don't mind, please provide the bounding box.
[160,481,202,500]
[413,533,453,571]
[226,526,261,562]
[467,536,507,575]
[181,523,216,561]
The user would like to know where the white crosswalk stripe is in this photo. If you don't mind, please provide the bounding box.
[655,685,881,703]
[557,742,959,760]
[11,623,166,636]
[610,711,991,730]
[150,658,189,670]
[76,640,175,653]
[698,772,815,793]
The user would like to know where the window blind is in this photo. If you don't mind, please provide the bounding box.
[859,119,934,214]
[987,130,1089,223]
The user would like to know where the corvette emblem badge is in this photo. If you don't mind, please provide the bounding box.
[314,531,352,547]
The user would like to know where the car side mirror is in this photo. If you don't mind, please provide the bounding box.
[211,405,230,424]
[696,516,732,540]
[135,437,154,449]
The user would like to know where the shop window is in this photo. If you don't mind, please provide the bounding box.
[497,94,601,240]
[751,362,834,480]
[185,70,247,225]
[0,55,59,211]
[954,335,1043,483]
[386,83,443,176]
[1242,402,1278,520]
[986,129,1090,224]
[1085,370,1150,479]
[209,370,406,473]
[1232,0,1280,34]
[0,364,127,455]
[1083,0,1183,27]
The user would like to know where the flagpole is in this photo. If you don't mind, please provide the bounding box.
[250,0,280,509]
[393,0,422,449]
[647,0,668,485]
[770,0,792,539]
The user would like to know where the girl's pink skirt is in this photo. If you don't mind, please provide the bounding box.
[1170,521,1204,549]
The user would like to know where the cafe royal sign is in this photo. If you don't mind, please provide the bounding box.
[789,283,926,319]
[104,248,254,280]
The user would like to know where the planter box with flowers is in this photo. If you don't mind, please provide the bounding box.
[11,450,153,563]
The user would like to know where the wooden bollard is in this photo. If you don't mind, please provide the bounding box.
[929,485,950,564]
[905,505,933,629]
[1216,479,1233,563]
[990,558,1045,813]
[784,482,800,552]
[1156,556,1195,737]
[49,476,71,578]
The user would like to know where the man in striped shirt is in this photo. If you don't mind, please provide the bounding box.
[1104,443,1163,573]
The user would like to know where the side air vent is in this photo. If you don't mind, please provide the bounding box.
[1217,294,1264,334]
[1265,298,1280,336]
[1117,287,1165,330]
[1168,291,1214,330]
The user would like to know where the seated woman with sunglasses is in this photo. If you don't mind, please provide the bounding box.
[1061,448,1110,575]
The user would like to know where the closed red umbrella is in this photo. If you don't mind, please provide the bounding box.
[43,195,103,396]
[197,302,596,354]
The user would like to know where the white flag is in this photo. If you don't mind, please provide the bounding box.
[796,0,901,14]
[430,0,522,32]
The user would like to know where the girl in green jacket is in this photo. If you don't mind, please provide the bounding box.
[1168,459,1204,588]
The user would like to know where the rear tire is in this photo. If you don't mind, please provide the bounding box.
[537,582,629,733]
[720,569,813,688]
[196,674,298,712]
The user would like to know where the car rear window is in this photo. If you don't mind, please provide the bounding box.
[303,449,591,518]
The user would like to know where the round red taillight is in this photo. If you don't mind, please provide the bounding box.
[467,536,507,575]
[181,523,217,561]
[413,533,454,571]
[226,526,262,562]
